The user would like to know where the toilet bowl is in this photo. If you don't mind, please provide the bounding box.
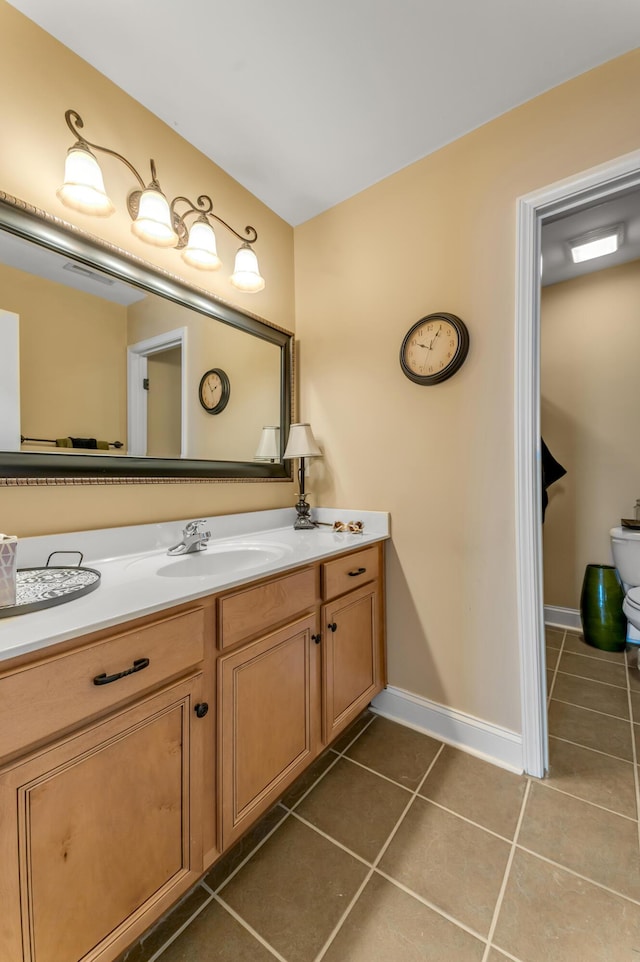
[610,526,640,643]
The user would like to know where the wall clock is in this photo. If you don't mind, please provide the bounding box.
[399,312,469,385]
[198,368,230,414]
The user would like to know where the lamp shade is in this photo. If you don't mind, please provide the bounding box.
[284,423,322,460]
[56,145,115,217]
[254,426,280,461]
[230,243,265,293]
[131,187,178,248]
[182,218,222,271]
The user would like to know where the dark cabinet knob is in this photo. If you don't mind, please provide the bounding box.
[327,622,337,632]
[194,702,209,718]
[311,633,322,644]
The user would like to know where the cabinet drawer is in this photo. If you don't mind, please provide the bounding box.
[218,567,318,650]
[0,607,205,760]
[322,545,379,600]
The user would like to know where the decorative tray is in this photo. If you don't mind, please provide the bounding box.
[0,559,101,619]
[621,519,640,530]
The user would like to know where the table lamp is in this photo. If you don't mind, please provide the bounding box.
[283,423,322,529]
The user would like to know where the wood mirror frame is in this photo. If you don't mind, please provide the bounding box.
[0,192,293,484]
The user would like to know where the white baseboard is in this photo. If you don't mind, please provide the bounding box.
[544,605,581,630]
[371,686,523,774]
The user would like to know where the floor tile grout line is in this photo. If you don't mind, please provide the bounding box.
[559,647,628,666]
[372,867,489,943]
[333,752,417,793]
[514,844,640,907]
[623,647,640,851]
[143,890,215,962]
[416,796,515,844]
[549,696,630,723]
[284,714,378,813]
[553,688,629,721]
[533,778,639,822]
[213,893,290,962]
[546,631,565,706]
[214,809,292,895]
[311,742,447,962]
[554,667,629,691]
[289,810,373,867]
[480,779,532,962]
[549,733,634,765]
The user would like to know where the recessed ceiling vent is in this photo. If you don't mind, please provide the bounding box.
[63,261,115,286]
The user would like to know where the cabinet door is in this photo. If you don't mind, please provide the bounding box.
[322,581,382,743]
[0,675,204,962]
[218,614,320,849]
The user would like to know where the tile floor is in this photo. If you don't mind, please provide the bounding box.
[121,628,640,962]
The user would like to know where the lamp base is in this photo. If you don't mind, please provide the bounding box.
[293,493,315,530]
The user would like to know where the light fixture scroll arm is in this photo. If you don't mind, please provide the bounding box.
[64,109,147,190]
[168,191,258,245]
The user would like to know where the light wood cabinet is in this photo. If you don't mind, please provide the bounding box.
[218,613,321,848]
[0,674,205,962]
[0,539,385,962]
[322,580,382,742]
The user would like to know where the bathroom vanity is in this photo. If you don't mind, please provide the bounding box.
[0,509,388,962]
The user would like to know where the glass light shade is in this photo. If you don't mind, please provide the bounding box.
[131,187,178,248]
[284,423,322,460]
[570,233,619,263]
[181,219,222,271]
[56,145,115,217]
[254,426,280,461]
[230,244,265,293]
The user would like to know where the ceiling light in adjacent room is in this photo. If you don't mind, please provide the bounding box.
[569,225,623,264]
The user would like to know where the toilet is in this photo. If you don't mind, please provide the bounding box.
[610,526,640,653]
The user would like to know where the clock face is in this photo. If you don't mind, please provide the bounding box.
[198,368,230,414]
[400,313,469,385]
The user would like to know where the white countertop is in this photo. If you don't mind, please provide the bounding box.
[0,507,389,663]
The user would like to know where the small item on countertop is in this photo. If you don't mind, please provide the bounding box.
[333,520,364,533]
[621,519,640,530]
[0,533,18,607]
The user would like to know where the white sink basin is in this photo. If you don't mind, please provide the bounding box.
[126,541,293,579]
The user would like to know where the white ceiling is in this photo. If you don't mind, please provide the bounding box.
[7,0,640,226]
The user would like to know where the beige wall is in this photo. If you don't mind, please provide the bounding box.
[294,49,640,733]
[127,295,281,461]
[0,1,295,536]
[541,260,640,609]
[0,261,127,449]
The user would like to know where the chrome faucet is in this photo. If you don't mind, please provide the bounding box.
[167,519,212,556]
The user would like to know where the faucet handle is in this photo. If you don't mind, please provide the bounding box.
[184,519,207,535]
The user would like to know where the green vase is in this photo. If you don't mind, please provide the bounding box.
[579,564,627,652]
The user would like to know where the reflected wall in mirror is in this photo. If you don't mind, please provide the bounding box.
[0,192,293,482]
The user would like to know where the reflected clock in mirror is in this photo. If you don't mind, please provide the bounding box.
[0,191,293,481]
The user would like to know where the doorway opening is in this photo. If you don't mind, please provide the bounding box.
[127,327,188,459]
[515,150,640,777]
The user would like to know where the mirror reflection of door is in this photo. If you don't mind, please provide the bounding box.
[146,347,182,459]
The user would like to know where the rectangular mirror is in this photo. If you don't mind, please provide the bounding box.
[0,192,293,481]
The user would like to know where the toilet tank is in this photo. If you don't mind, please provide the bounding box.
[610,526,640,587]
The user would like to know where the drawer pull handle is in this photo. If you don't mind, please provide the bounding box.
[93,657,150,686]
[328,622,337,632]
[348,567,366,577]
[312,633,322,644]
[194,702,209,718]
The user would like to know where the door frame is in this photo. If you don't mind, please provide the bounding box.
[515,149,640,777]
[127,327,188,458]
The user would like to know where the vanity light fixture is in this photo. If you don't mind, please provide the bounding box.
[254,426,280,462]
[56,109,265,292]
[568,224,623,264]
[283,423,323,530]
